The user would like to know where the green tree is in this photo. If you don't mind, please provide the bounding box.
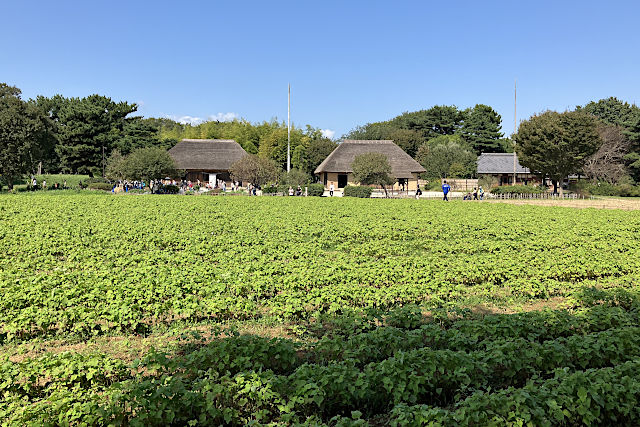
[391,105,466,139]
[113,117,164,155]
[39,94,137,176]
[351,152,395,197]
[579,97,640,181]
[0,84,52,190]
[281,168,309,187]
[113,147,180,182]
[230,154,280,187]
[458,104,504,154]
[516,110,601,193]
[416,136,477,179]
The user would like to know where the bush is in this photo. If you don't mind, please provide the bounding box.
[573,180,640,197]
[490,185,545,195]
[160,184,180,194]
[87,182,113,191]
[31,174,90,190]
[307,183,325,197]
[424,180,442,190]
[344,186,372,198]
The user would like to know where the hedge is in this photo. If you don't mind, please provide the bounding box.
[490,185,545,195]
[344,186,372,198]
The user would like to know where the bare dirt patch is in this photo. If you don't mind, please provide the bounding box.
[486,197,640,211]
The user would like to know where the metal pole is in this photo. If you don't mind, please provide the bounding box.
[513,79,517,185]
[287,83,291,173]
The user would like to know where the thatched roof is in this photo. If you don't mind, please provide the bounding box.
[477,153,531,174]
[314,140,426,179]
[168,139,247,171]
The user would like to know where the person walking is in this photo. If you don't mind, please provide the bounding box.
[442,180,451,201]
[478,186,485,200]
[415,186,422,199]
[473,187,478,200]
[329,183,335,197]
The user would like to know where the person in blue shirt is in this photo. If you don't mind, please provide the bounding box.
[442,180,451,201]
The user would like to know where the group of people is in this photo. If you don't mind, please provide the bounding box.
[463,187,484,200]
[441,180,484,201]
[288,185,305,196]
[29,177,67,191]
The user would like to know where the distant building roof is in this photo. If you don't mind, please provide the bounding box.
[168,139,247,171]
[477,153,532,174]
[314,140,426,179]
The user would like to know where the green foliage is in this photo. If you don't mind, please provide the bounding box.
[458,104,504,154]
[351,153,395,195]
[1,196,640,423]
[230,154,280,187]
[516,110,601,192]
[87,182,113,191]
[416,136,477,178]
[343,186,372,198]
[281,168,309,187]
[107,147,180,182]
[307,183,325,196]
[490,185,545,195]
[573,179,640,197]
[0,83,53,189]
[36,94,138,176]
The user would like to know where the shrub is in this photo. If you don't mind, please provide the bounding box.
[490,185,545,195]
[574,180,640,197]
[344,186,372,198]
[424,180,442,191]
[161,184,180,194]
[87,182,113,191]
[307,183,325,197]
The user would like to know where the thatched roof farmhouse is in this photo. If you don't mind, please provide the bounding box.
[314,140,426,192]
[168,139,247,185]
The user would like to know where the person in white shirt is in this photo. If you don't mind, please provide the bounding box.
[329,183,335,197]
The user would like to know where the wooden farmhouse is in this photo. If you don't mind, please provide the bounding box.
[168,139,247,186]
[314,140,426,192]
[477,153,538,186]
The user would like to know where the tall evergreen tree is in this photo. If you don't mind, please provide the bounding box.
[39,95,137,176]
[458,104,504,154]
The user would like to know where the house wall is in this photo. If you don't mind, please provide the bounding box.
[321,172,420,191]
[478,173,539,187]
[185,170,235,185]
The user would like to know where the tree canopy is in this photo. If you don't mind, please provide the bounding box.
[345,104,505,158]
[416,135,477,179]
[230,154,280,187]
[0,84,52,189]
[351,152,395,196]
[516,110,601,192]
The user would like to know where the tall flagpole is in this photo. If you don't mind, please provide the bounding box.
[513,79,517,184]
[287,84,291,173]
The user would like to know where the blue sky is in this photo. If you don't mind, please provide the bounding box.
[2,0,639,139]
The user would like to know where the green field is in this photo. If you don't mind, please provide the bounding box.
[2,193,640,425]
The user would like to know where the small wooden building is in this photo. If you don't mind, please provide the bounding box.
[168,139,247,186]
[314,140,426,192]
[477,153,538,186]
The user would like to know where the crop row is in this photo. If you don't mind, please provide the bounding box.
[2,194,640,341]
[3,325,640,425]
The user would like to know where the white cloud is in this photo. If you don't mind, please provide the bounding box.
[165,112,238,125]
[208,112,238,122]
[321,129,336,139]
[174,115,203,125]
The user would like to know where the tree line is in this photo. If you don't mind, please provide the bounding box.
[515,98,640,193]
[0,83,337,189]
[2,80,640,190]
